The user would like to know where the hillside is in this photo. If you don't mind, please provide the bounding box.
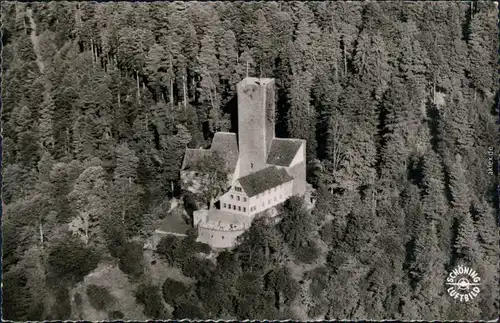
[1,2,498,321]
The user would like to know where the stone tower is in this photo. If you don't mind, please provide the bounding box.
[237,77,275,178]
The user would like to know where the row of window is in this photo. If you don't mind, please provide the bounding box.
[208,234,224,240]
[223,203,246,212]
[230,194,247,202]
[256,185,283,198]
[261,195,283,207]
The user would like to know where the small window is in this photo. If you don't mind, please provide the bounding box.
[238,206,241,211]
[228,204,231,209]
[237,196,240,201]
[223,203,227,208]
[243,207,246,212]
[243,197,247,202]
[235,187,242,192]
[231,195,234,199]
[222,236,224,240]
[251,163,254,169]
[211,235,213,238]
[233,205,236,210]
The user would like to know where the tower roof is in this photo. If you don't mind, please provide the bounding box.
[238,77,274,86]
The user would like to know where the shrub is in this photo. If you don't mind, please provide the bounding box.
[172,302,206,320]
[86,284,115,311]
[118,241,144,278]
[108,310,124,320]
[193,241,211,254]
[51,287,71,320]
[156,235,181,264]
[181,257,214,280]
[162,278,190,306]
[320,220,338,245]
[135,282,167,319]
[308,300,328,318]
[294,242,320,264]
[47,235,100,283]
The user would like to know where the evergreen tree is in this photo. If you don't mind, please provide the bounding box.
[468,4,498,97]
[422,149,448,222]
[454,212,482,266]
[68,165,109,247]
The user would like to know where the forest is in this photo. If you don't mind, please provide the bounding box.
[1,1,498,321]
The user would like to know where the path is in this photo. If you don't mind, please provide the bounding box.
[26,8,45,75]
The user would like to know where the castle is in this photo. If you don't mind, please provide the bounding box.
[180,77,307,249]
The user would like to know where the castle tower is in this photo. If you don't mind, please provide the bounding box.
[237,77,275,177]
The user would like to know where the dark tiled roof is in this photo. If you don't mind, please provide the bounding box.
[238,166,293,197]
[181,149,212,171]
[266,138,303,167]
[211,132,239,171]
[181,132,239,173]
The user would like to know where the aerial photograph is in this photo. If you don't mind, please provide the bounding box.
[1,1,498,321]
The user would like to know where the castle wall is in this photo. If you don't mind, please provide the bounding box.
[287,161,307,196]
[197,226,246,249]
[288,141,307,196]
[193,209,208,226]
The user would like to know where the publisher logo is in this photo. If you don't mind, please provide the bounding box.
[446,265,481,302]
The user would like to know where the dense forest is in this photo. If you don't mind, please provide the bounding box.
[1,1,498,321]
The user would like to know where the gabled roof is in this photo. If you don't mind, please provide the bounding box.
[238,166,293,197]
[181,149,212,171]
[181,132,239,173]
[266,138,303,167]
[211,132,238,172]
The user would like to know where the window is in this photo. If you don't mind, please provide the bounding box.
[243,207,246,212]
[222,236,224,240]
[237,196,240,201]
[243,197,247,202]
[233,205,236,210]
[211,235,213,238]
[228,204,231,209]
[251,163,254,169]
[231,195,234,199]
[223,203,226,208]
[238,206,241,211]
[235,187,242,192]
